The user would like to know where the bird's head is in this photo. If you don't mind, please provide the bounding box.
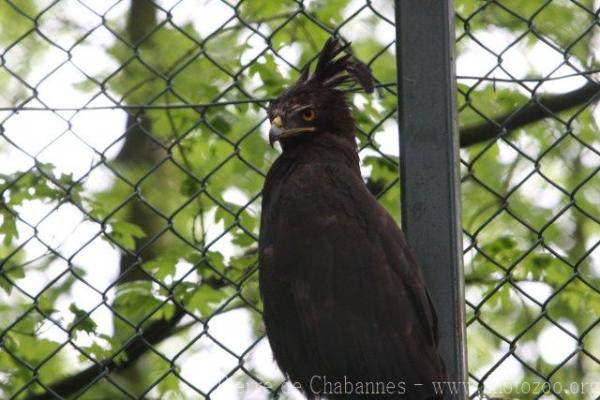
[267,38,374,150]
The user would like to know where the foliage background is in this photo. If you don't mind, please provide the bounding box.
[0,0,599,399]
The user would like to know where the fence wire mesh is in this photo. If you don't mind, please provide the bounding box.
[456,1,600,399]
[0,0,598,399]
[0,1,398,399]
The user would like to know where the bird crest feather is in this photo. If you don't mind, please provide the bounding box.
[298,37,374,94]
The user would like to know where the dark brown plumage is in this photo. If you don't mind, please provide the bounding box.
[259,38,447,399]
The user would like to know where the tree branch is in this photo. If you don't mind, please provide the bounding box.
[25,307,186,400]
[459,81,600,148]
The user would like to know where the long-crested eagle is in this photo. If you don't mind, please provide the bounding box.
[259,38,447,399]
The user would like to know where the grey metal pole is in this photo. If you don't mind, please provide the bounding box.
[395,1,467,398]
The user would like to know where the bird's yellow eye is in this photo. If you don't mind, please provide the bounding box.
[302,109,316,121]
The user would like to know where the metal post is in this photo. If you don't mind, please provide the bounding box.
[395,1,467,398]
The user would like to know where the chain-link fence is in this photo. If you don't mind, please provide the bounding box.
[456,1,600,398]
[0,1,399,399]
[0,0,599,399]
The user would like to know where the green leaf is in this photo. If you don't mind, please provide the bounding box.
[113,281,165,326]
[186,285,228,317]
[458,84,528,130]
[231,231,255,247]
[0,211,18,246]
[143,254,179,281]
[189,251,227,280]
[0,257,25,295]
[109,220,146,251]
[249,53,288,97]
[157,371,182,398]
[214,204,235,226]
[68,304,98,335]
[79,342,110,363]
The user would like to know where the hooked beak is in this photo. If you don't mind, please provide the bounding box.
[269,116,284,147]
[268,115,316,147]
